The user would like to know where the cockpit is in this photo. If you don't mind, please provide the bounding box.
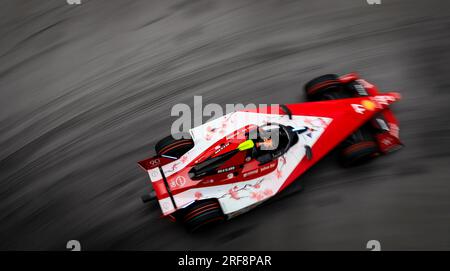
[188,123,300,179]
[250,124,299,164]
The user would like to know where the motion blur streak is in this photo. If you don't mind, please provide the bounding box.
[0,0,450,250]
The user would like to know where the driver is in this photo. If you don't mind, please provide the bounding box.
[251,126,279,164]
[256,137,274,150]
[254,125,279,151]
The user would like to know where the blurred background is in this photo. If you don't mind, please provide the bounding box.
[0,0,449,250]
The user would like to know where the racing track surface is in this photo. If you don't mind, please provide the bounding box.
[1,0,450,250]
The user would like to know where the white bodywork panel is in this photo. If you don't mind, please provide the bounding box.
[149,111,332,216]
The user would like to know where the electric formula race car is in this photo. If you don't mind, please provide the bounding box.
[138,73,403,231]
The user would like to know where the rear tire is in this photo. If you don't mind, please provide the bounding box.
[155,134,194,158]
[179,199,225,232]
[304,74,344,101]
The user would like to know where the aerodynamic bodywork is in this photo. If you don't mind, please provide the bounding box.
[138,73,402,231]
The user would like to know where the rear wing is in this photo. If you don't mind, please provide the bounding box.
[138,155,177,171]
[138,156,178,215]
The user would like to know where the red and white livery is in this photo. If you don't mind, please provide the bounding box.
[138,73,402,231]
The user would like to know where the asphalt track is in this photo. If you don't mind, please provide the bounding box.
[1,0,450,250]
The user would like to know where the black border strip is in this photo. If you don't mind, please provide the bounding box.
[158,166,177,209]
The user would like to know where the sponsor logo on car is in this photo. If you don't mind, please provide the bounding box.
[214,142,230,155]
[243,169,259,178]
[260,162,276,172]
[217,166,236,174]
[352,100,376,114]
[371,95,396,108]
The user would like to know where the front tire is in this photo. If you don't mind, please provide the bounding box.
[304,74,343,101]
[339,127,380,167]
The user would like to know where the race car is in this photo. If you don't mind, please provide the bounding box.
[138,73,402,231]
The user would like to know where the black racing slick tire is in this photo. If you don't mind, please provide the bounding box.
[155,135,194,158]
[180,199,225,232]
[339,140,380,167]
[304,74,344,101]
[339,125,380,167]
